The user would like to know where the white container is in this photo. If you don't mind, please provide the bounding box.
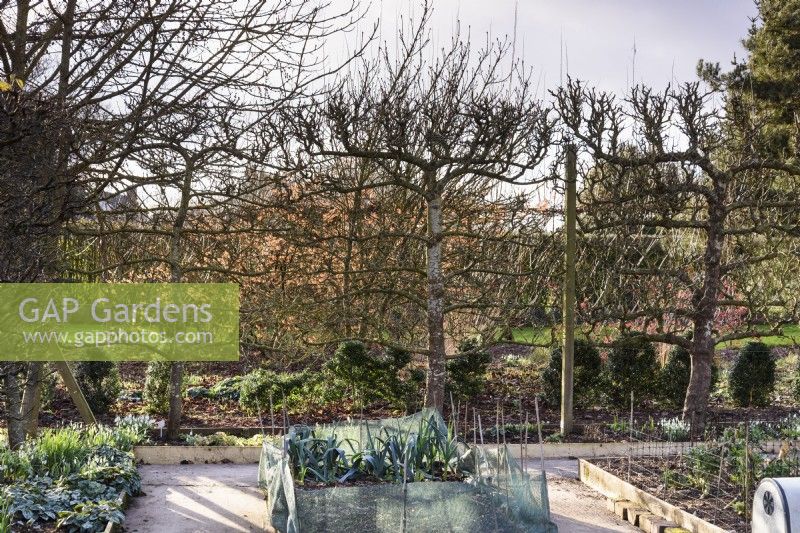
[752,477,800,533]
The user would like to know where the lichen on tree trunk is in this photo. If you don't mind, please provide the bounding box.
[424,185,446,413]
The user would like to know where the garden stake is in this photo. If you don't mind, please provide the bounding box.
[518,399,524,467]
[534,396,544,473]
[628,391,633,482]
[478,413,485,445]
[496,400,500,445]
[744,422,750,526]
[523,411,529,472]
[269,391,275,436]
[472,407,477,445]
[255,397,266,438]
[464,402,469,442]
[450,391,456,427]
[282,389,289,433]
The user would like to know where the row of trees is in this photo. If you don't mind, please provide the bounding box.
[3,0,800,444]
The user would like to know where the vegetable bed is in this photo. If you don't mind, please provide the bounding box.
[258,410,556,533]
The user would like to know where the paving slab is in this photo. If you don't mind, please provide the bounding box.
[125,464,264,533]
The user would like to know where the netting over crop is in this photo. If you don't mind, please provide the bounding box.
[258,409,556,532]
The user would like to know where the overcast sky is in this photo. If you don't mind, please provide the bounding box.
[340,0,758,95]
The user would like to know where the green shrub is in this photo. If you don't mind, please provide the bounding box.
[143,362,171,414]
[660,344,719,408]
[209,376,243,400]
[605,336,659,406]
[446,338,490,400]
[729,342,775,407]
[239,369,313,414]
[541,339,603,408]
[73,362,121,415]
[327,341,417,408]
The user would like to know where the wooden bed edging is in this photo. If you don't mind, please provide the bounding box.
[578,459,733,533]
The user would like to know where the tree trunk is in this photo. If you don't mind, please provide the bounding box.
[166,163,192,440]
[21,362,43,437]
[683,192,727,430]
[424,180,446,413]
[3,366,26,449]
[166,362,183,440]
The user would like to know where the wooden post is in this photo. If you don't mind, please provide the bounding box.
[52,361,96,425]
[561,144,577,435]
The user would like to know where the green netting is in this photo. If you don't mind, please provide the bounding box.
[258,410,557,532]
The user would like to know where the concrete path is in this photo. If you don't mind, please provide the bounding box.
[536,460,638,532]
[125,464,265,532]
[125,460,635,532]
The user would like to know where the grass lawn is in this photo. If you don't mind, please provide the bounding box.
[511,324,800,350]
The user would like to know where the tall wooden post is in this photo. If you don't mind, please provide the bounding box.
[561,145,577,435]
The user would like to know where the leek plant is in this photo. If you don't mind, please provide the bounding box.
[285,414,464,485]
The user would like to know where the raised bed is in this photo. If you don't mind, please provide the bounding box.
[579,459,733,533]
[258,410,558,533]
[134,445,261,464]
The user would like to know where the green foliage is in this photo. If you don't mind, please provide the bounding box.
[209,376,243,400]
[284,415,461,485]
[239,368,313,414]
[446,338,490,400]
[21,426,92,478]
[541,339,603,408]
[0,446,31,483]
[729,342,775,407]
[182,432,264,447]
[188,375,244,401]
[143,361,172,413]
[0,496,9,533]
[113,415,154,445]
[709,0,800,157]
[73,362,122,415]
[2,424,140,531]
[659,417,690,442]
[57,500,125,533]
[327,341,418,408]
[659,344,718,408]
[605,336,659,407]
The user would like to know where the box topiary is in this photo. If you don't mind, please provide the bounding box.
[729,341,775,407]
[540,339,603,408]
[605,335,659,407]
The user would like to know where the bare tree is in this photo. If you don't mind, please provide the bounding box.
[555,79,800,426]
[0,0,366,443]
[291,6,554,411]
